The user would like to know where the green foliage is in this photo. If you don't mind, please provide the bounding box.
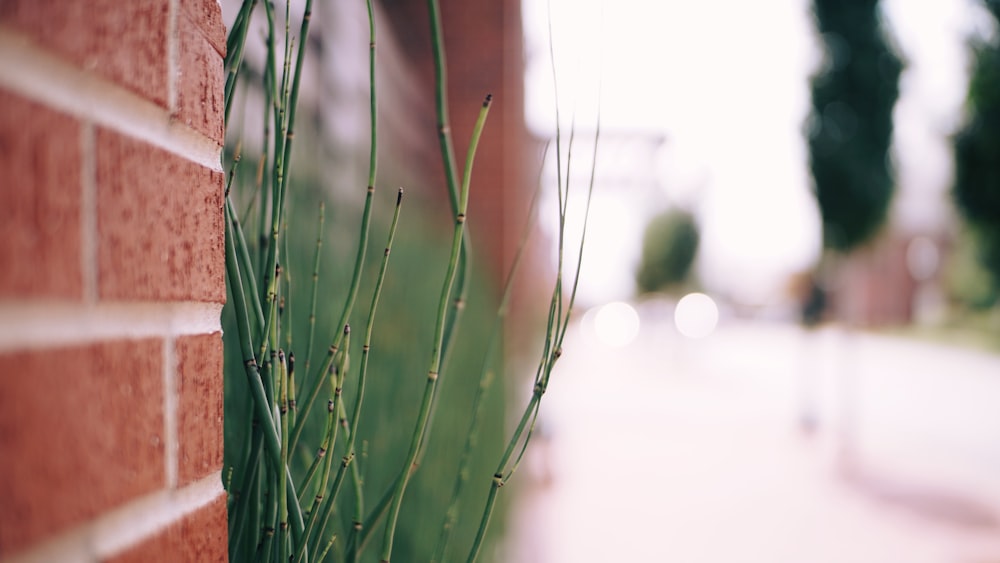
[222,187,506,562]
[945,226,999,309]
[808,0,901,252]
[220,1,593,561]
[953,0,1000,292]
[635,209,699,295]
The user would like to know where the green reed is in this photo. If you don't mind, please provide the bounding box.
[221,0,597,561]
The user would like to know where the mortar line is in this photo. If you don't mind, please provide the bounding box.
[164,337,179,489]
[167,0,180,114]
[0,302,222,353]
[0,28,221,171]
[80,123,98,303]
[1,474,225,563]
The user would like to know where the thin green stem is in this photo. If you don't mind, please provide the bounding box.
[297,398,336,562]
[467,29,601,558]
[278,350,290,563]
[224,0,257,126]
[413,0,476,475]
[380,95,492,563]
[429,370,493,563]
[225,202,306,545]
[348,446,365,563]
[293,0,376,454]
[350,468,402,560]
[310,393,350,563]
[315,188,402,561]
[433,151,547,562]
[278,0,313,198]
[258,0,283,356]
[366,0,377,190]
[282,222,293,354]
[296,399,332,506]
[465,393,540,563]
[307,375,349,563]
[229,429,262,562]
[227,197,265,333]
[555,92,602,352]
[303,202,325,376]
[288,351,298,440]
[318,536,338,563]
[427,0,461,213]
[257,83,272,276]
[299,327,349,559]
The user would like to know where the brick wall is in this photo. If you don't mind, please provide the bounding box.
[381,0,537,282]
[0,1,228,561]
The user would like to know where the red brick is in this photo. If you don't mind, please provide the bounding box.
[96,129,225,302]
[176,332,224,486]
[0,340,165,554]
[104,495,227,563]
[176,14,225,144]
[0,90,83,299]
[0,0,170,108]
[180,0,227,58]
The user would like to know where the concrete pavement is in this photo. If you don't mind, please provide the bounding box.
[503,316,1000,563]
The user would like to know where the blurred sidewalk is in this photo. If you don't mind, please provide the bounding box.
[504,316,1000,563]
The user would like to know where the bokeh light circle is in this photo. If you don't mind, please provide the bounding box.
[593,301,641,348]
[674,292,719,338]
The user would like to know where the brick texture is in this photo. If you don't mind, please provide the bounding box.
[0,340,165,554]
[103,495,228,563]
[176,332,224,486]
[381,0,533,281]
[0,0,227,558]
[0,89,83,299]
[0,0,170,108]
[180,0,227,58]
[176,11,225,145]
[96,128,225,302]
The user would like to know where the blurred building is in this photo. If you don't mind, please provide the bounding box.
[227,0,538,283]
[829,233,945,326]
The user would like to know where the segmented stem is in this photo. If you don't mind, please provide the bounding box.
[380,95,492,563]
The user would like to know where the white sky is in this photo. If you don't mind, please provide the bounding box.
[523,0,984,307]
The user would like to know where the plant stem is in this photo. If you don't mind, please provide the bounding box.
[292,0,377,454]
[278,350,290,563]
[426,0,460,212]
[317,187,403,561]
[299,327,349,559]
[224,0,257,126]
[466,26,603,556]
[379,94,492,563]
[432,154,547,561]
[225,200,306,545]
[303,202,325,376]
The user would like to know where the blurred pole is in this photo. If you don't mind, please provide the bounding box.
[836,326,860,475]
[797,273,827,435]
[797,329,819,434]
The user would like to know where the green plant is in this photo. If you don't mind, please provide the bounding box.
[807,0,901,253]
[954,0,1000,298]
[635,208,699,295]
[220,1,597,562]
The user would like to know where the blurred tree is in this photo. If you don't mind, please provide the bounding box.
[945,227,999,309]
[808,0,901,252]
[801,0,899,439]
[953,0,1000,303]
[635,208,699,295]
